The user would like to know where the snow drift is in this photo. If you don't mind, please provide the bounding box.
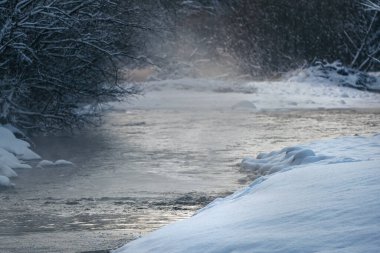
[114,134,380,253]
[0,125,40,187]
[288,61,380,93]
[116,73,380,112]
[241,146,329,175]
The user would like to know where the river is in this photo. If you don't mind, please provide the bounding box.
[1,79,379,252]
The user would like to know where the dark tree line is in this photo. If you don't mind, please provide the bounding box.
[221,1,366,77]
[222,0,379,77]
[156,0,380,78]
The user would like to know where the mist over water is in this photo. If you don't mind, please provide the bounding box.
[2,32,380,251]
[1,2,380,253]
[1,79,379,252]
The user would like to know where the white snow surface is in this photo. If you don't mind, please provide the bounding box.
[113,76,380,111]
[37,159,75,168]
[0,175,14,188]
[287,61,380,93]
[241,146,330,175]
[114,134,380,253]
[0,125,40,187]
[0,126,40,160]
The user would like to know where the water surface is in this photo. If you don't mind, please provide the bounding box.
[1,86,379,252]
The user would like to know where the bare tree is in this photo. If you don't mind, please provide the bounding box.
[359,0,380,65]
[0,0,140,132]
[343,0,380,71]
[364,0,380,11]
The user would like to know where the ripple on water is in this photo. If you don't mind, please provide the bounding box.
[1,108,379,252]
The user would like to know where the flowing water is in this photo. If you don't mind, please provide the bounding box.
[1,83,379,252]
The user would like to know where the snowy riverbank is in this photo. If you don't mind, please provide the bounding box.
[114,134,380,253]
[0,125,40,187]
[2,75,380,252]
[0,125,78,188]
[115,73,380,112]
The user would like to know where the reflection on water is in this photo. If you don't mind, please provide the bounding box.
[1,108,379,252]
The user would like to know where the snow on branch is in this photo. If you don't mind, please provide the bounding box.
[0,0,141,132]
[363,1,380,11]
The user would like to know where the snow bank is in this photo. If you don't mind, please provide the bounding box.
[141,78,258,94]
[114,134,380,253]
[241,146,329,174]
[288,61,380,93]
[0,126,40,160]
[0,125,40,187]
[0,175,14,188]
[114,75,380,111]
[0,125,76,187]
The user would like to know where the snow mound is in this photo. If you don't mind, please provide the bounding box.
[114,134,380,253]
[0,164,18,178]
[241,146,329,174]
[0,125,40,187]
[37,159,75,168]
[0,148,32,170]
[0,175,15,188]
[0,126,40,160]
[2,123,27,138]
[288,61,380,93]
[55,159,74,166]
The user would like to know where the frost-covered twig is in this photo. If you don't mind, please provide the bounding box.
[0,0,143,132]
[363,0,380,11]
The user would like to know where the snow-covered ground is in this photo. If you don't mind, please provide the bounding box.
[0,124,77,187]
[114,134,380,253]
[113,74,380,111]
[0,125,40,187]
[287,61,380,93]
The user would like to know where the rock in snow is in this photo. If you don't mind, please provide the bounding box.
[114,134,380,253]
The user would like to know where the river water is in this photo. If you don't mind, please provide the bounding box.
[1,82,379,252]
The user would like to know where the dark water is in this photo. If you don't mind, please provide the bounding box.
[1,107,379,252]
